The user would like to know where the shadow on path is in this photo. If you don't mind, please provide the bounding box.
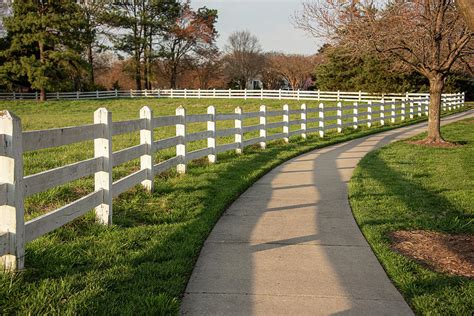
[181,111,473,315]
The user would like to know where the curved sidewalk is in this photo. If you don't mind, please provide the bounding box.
[181,110,474,316]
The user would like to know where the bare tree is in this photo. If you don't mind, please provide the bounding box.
[269,53,317,90]
[294,0,473,144]
[223,30,265,89]
[193,47,223,89]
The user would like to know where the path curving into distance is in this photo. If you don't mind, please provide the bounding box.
[181,110,474,316]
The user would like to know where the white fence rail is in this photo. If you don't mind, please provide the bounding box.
[0,88,465,104]
[0,92,466,270]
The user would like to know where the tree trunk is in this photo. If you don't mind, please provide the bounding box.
[135,57,142,90]
[170,65,177,89]
[88,43,95,85]
[39,41,47,102]
[425,74,445,143]
[40,88,46,102]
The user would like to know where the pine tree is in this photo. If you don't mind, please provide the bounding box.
[0,0,88,101]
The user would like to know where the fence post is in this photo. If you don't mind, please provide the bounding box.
[94,108,113,225]
[244,89,247,100]
[317,89,320,101]
[409,101,414,119]
[140,106,154,191]
[130,89,133,98]
[12,91,16,100]
[207,106,216,163]
[228,88,231,98]
[353,102,358,129]
[259,105,267,149]
[0,111,25,271]
[213,88,216,98]
[337,101,342,133]
[115,89,118,98]
[301,103,307,139]
[76,91,80,100]
[144,89,148,98]
[297,89,300,101]
[401,97,406,121]
[35,91,38,101]
[171,89,174,98]
[184,89,187,99]
[462,92,465,107]
[56,92,60,100]
[358,90,362,102]
[198,89,201,99]
[176,106,187,173]
[367,101,372,128]
[380,99,385,126]
[96,90,99,99]
[424,100,429,116]
[283,104,289,143]
[235,107,243,154]
[417,101,422,117]
[337,90,340,101]
[391,98,396,123]
[279,89,282,100]
[318,103,325,138]
[260,88,263,101]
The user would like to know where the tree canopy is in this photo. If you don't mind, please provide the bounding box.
[295,0,473,143]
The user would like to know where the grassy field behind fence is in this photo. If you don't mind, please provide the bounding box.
[0,98,465,314]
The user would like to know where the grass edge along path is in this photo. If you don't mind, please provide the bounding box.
[0,105,471,314]
[349,118,474,315]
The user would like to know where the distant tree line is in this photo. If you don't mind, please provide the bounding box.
[0,0,218,100]
[0,1,471,102]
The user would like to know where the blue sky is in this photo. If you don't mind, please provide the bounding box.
[191,0,322,55]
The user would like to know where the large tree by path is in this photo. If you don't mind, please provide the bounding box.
[295,0,473,144]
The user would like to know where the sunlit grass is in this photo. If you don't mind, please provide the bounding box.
[349,119,474,315]
[0,98,469,314]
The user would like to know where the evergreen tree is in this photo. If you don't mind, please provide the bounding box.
[0,0,88,100]
[314,48,429,93]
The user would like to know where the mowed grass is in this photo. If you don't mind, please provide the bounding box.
[349,119,474,315]
[0,98,469,314]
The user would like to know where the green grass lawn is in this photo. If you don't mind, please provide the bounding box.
[0,98,469,314]
[349,119,474,315]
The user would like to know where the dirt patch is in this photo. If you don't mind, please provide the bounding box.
[406,140,463,148]
[389,230,474,278]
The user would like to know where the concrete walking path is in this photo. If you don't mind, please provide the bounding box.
[181,110,474,315]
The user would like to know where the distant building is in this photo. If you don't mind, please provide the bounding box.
[247,79,263,90]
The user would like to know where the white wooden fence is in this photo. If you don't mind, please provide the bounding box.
[0,88,465,104]
[0,93,466,270]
